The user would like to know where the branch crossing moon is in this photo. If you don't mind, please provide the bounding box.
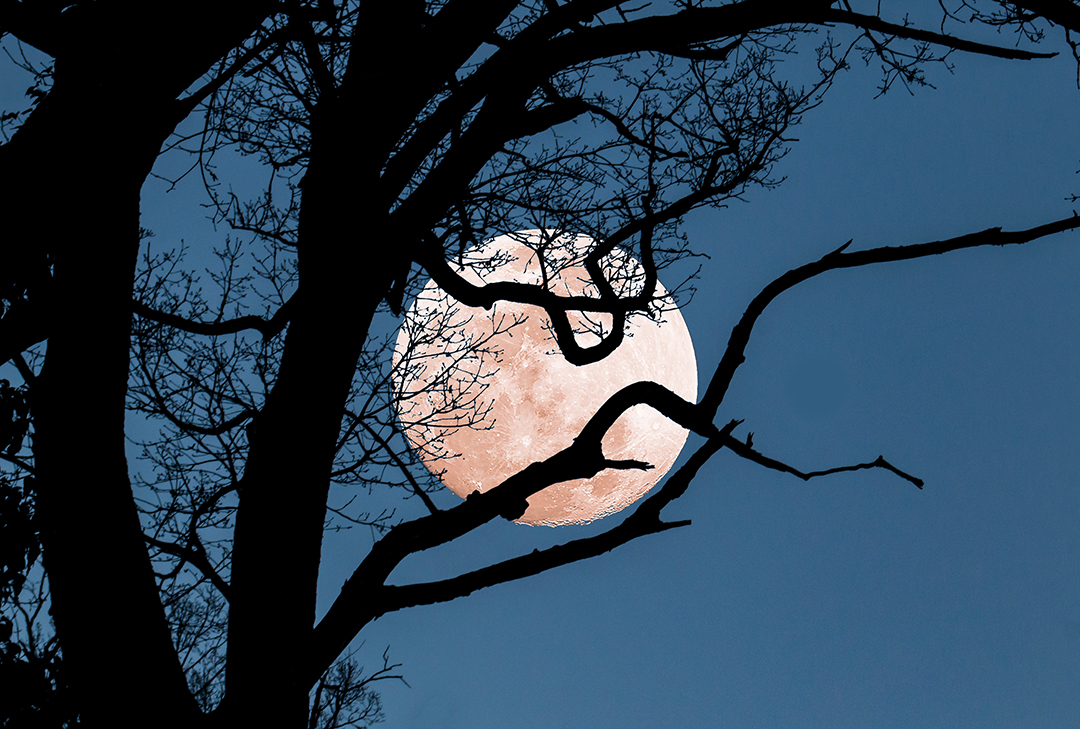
[393,230,698,526]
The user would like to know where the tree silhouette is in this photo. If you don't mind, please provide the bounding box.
[1,2,1079,727]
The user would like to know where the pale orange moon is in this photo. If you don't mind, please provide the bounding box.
[392,230,698,526]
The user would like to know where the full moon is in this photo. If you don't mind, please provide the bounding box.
[392,230,698,526]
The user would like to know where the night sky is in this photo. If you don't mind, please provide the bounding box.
[3,12,1080,729]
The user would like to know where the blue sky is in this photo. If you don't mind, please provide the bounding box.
[4,12,1080,729]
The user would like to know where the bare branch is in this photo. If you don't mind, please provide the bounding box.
[132,293,296,341]
[358,420,438,515]
[722,433,924,489]
[374,419,739,616]
[177,23,293,116]
[822,8,1057,61]
[308,382,732,682]
[1015,0,1080,34]
[144,534,232,602]
[701,213,1080,417]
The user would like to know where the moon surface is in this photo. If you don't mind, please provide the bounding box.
[392,230,698,526]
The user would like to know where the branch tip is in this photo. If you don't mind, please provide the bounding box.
[829,239,853,256]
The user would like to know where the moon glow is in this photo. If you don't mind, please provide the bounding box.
[392,231,698,526]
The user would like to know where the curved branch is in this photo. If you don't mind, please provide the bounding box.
[700,213,1080,417]
[309,380,721,681]
[135,353,256,437]
[416,235,636,366]
[132,292,296,340]
[414,122,769,367]
[822,8,1057,60]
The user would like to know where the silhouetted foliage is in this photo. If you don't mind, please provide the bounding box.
[0,475,35,601]
[1,2,1078,727]
[0,632,80,729]
[0,552,79,729]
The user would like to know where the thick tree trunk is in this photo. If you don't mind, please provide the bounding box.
[12,88,201,729]
[222,105,396,722]
[0,4,273,724]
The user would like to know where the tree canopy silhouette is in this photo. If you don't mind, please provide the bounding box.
[1,2,1079,727]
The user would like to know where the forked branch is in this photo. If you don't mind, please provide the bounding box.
[144,534,232,601]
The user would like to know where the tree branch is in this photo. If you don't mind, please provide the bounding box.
[377,424,737,616]
[1009,0,1080,35]
[175,21,292,117]
[309,382,725,681]
[379,515,687,613]
[143,534,232,602]
[132,292,296,340]
[722,433,924,489]
[822,8,1058,60]
[701,213,1080,417]
[412,119,773,367]
[359,420,438,515]
[0,304,48,370]
[0,450,34,474]
[309,210,1080,694]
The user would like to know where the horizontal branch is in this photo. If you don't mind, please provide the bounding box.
[378,515,687,613]
[722,433,924,489]
[132,293,296,340]
[821,8,1057,61]
[655,36,744,63]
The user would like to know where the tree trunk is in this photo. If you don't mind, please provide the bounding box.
[1,4,274,723]
[12,83,201,729]
[222,104,396,722]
